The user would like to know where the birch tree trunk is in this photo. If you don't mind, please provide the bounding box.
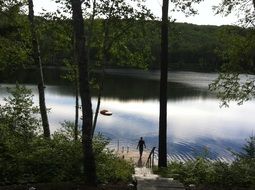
[74,67,79,141]
[28,0,50,138]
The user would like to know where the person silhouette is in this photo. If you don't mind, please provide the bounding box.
[137,137,146,159]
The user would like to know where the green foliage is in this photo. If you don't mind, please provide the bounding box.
[94,134,134,183]
[209,73,255,107]
[236,136,255,160]
[1,0,254,75]
[0,84,40,137]
[58,120,81,140]
[214,0,255,27]
[37,15,73,67]
[1,6,254,74]
[0,87,133,185]
[87,0,155,70]
[168,23,221,71]
[0,129,83,184]
[0,126,133,185]
[170,0,204,16]
[107,20,155,69]
[0,2,30,72]
[216,27,255,73]
[155,136,255,189]
[156,158,216,186]
[209,26,255,107]
[156,159,255,189]
[210,1,255,106]
[96,148,134,183]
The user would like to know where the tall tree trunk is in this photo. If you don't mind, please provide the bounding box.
[71,0,96,185]
[92,20,109,136]
[92,78,103,136]
[74,66,79,141]
[28,0,50,138]
[158,0,169,168]
[89,0,100,137]
[72,28,79,141]
[92,1,115,136]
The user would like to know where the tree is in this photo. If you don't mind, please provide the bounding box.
[38,10,77,137]
[88,0,154,136]
[0,0,50,137]
[51,0,154,138]
[0,84,40,139]
[40,0,81,140]
[237,136,255,160]
[91,0,154,136]
[0,84,41,184]
[214,0,255,27]
[0,1,29,73]
[27,0,50,138]
[157,0,205,167]
[158,0,169,168]
[70,0,96,185]
[210,1,255,106]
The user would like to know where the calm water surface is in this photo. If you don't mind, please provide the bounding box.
[1,70,255,162]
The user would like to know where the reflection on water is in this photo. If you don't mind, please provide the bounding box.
[0,70,255,162]
[92,74,211,101]
[96,98,255,162]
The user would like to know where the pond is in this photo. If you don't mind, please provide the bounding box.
[1,69,255,162]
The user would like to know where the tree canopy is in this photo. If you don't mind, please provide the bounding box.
[210,0,255,106]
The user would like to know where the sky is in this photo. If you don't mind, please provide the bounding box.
[33,0,238,26]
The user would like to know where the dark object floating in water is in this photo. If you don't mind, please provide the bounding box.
[100,109,113,116]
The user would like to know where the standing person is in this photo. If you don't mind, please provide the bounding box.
[137,137,146,159]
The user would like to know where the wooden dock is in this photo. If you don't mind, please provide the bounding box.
[116,149,150,167]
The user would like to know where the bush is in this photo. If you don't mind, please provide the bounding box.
[96,150,134,184]
[155,137,255,189]
[93,134,134,183]
[0,125,133,185]
[0,85,133,185]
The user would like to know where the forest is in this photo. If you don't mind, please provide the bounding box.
[1,9,254,74]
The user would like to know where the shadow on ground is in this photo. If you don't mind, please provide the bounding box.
[0,182,135,190]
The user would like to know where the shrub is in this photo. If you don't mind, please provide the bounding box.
[155,137,255,189]
[0,85,133,185]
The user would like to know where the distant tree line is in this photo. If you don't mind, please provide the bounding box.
[1,11,254,73]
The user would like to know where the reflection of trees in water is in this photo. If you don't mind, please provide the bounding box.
[1,69,213,100]
[0,68,70,85]
[92,74,211,101]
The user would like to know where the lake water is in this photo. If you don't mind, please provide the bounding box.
[1,69,255,162]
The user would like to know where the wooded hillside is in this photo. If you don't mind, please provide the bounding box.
[0,13,254,73]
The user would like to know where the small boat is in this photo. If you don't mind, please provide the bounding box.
[100,109,112,116]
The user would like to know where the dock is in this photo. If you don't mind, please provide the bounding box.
[116,149,150,167]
